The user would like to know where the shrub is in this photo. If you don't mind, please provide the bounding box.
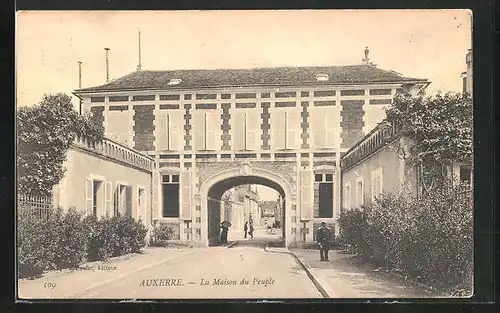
[85,213,147,261]
[363,185,473,291]
[18,207,149,278]
[337,208,371,258]
[52,207,88,269]
[18,208,56,278]
[150,223,174,247]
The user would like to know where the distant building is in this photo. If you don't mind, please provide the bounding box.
[220,184,260,234]
[260,200,277,226]
[461,49,472,94]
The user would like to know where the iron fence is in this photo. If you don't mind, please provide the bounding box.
[17,193,53,220]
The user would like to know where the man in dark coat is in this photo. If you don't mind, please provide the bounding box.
[316,222,334,261]
[244,222,248,238]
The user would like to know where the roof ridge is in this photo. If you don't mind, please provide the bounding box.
[135,64,376,72]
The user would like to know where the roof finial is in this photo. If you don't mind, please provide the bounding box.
[362,46,370,65]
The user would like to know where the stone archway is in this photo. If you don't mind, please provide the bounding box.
[198,162,295,247]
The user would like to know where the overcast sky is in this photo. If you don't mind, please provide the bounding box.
[16,10,472,201]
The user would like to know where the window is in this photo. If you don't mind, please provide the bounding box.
[459,166,472,185]
[162,174,180,217]
[137,187,145,221]
[114,183,132,216]
[232,110,260,150]
[85,179,112,217]
[356,177,364,208]
[344,183,351,209]
[311,106,336,148]
[194,111,219,150]
[313,172,334,218]
[371,167,383,203]
[271,109,300,150]
[92,181,103,216]
[316,74,329,82]
[168,79,182,86]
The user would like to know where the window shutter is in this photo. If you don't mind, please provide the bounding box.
[232,110,245,150]
[180,170,192,220]
[246,111,259,150]
[312,109,327,148]
[104,181,112,218]
[193,111,205,150]
[85,178,93,215]
[325,109,336,147]
[169,111,182,151]
[152,170,159,221]
[300,169,314,220]
[286,110,299,149]
[156,113,167,151]
[272,110,286,149]
[126,186,133,216]
[205,111,218,150]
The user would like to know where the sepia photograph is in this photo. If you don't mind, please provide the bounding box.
[16,9,473,300]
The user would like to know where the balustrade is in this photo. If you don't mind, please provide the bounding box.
[73,136,153,171]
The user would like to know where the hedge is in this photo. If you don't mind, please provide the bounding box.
[338,185,473,293]
[18,208,148,279]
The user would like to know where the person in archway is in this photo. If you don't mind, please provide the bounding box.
[244,221,248,239]
[316,222,334,262]
[220,222,229,245]
[249,222,254,239]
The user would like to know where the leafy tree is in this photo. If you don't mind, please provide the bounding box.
[385,91,472,191]
[17,93,104,196]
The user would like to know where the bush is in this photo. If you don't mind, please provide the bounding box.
[18,207,57,278]
[18,208,148,278]
[361,185,473,291]
[52,207,88,269]
[85,213,147,261]
[337,208,371,258]
[150,223,174,247]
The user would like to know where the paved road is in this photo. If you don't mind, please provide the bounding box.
[73,230,322,299]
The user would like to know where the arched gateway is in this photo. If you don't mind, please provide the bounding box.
[74,64,429,248]
[199,162,293,247]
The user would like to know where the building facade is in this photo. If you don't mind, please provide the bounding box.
[74,61,429,247]
[341,122,472,210]
[52,136,154,226]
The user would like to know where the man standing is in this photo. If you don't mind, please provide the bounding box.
[249,222,254,239]
[244,221,248,239]
[316,222,333,262]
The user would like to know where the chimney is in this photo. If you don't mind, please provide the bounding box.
[104,48,110,82]
[136,29,142,71]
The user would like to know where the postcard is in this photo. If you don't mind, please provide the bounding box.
[16,9,473,300]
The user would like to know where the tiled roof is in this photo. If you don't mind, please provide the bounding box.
[75,65,428,93]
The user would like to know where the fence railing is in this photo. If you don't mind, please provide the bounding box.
[18,193,53,220]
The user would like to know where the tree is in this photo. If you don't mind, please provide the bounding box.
[17,93,104,196]
[385,91,472,191]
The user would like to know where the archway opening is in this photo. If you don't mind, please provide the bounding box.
[207,175,286,247]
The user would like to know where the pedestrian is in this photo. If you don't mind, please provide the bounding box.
[249,222,254,239]
[244,221,248,239]
[316,222,333,262]
[220,223,229,245]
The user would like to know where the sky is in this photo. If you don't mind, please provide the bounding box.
[16,10,472,201]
